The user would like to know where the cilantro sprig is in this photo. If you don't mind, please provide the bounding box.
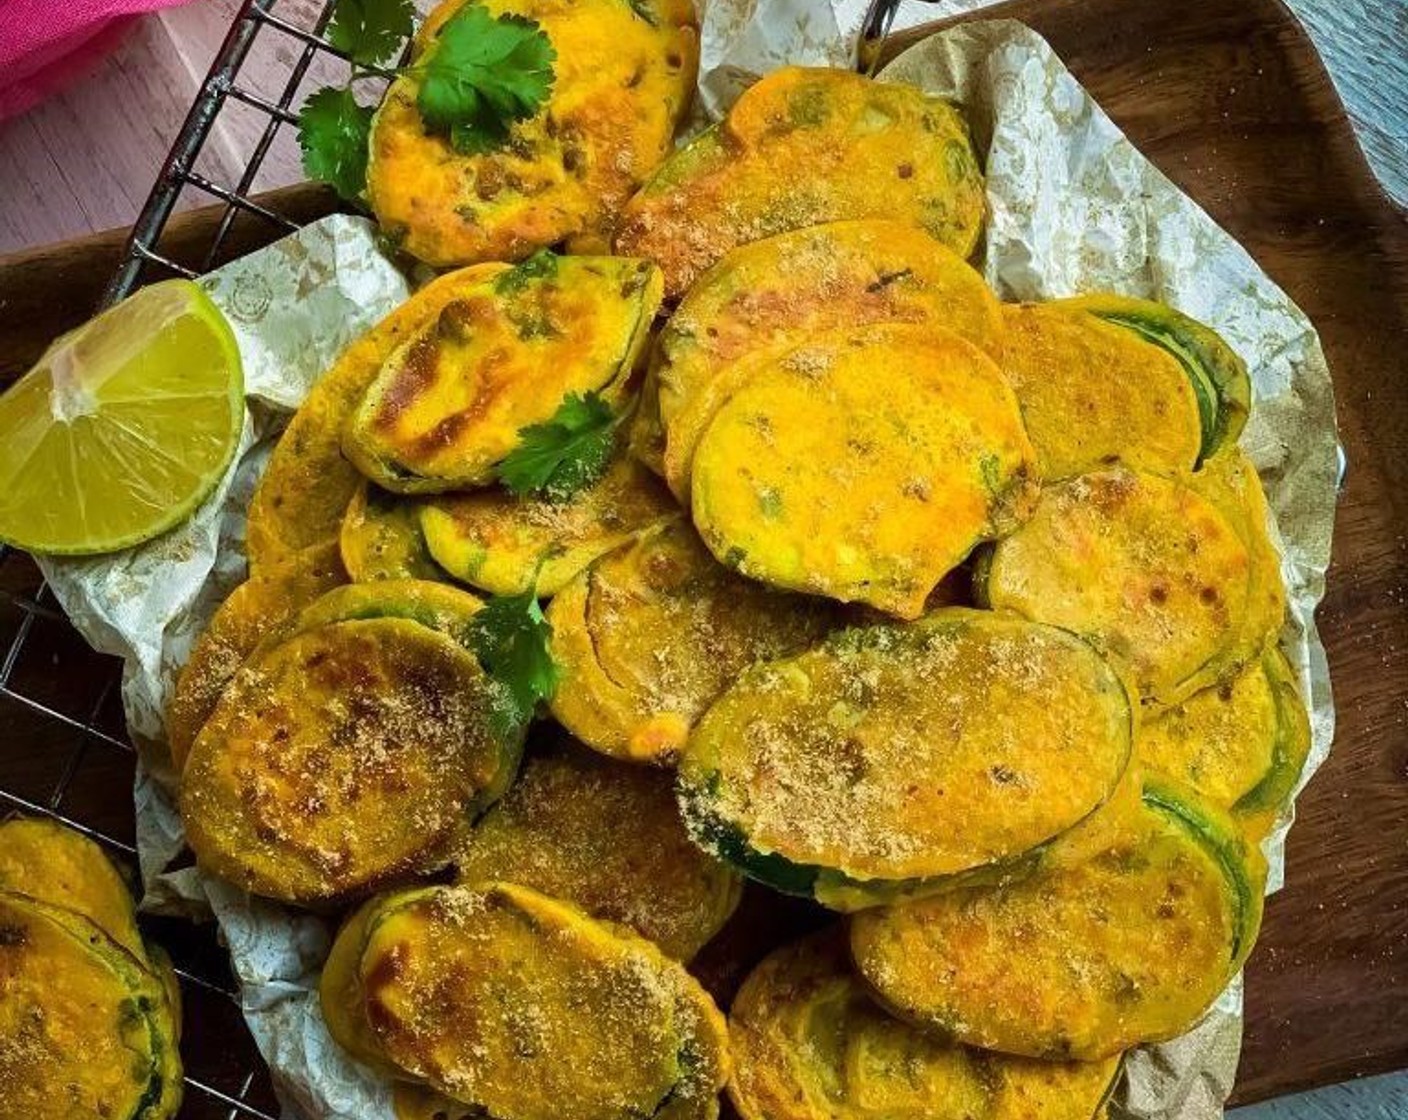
[498,391,622,501]
[298,0,556,203]
[468,580,559,736]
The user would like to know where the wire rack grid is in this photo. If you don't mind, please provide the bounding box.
[0,1,373,1116]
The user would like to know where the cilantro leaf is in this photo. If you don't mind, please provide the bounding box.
[498,392,620,501]
[297,86,374,202]
[327,0,414,66]
[416,4,556,154]
[467,586,559,735]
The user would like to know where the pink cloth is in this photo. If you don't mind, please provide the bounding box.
[0,0,194,120]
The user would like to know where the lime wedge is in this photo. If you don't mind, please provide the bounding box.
[0,280,244,555]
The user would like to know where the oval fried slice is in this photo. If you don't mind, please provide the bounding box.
[369,0,697,268]
[247,264,508,567]
[1060,294,1251,462]
[341,482,444,583]
[1141,648,1310,831]
[349,882,728,1120]
[421,452,677,596]
[616,67,985,299]
[728,932,1121,1120]
[167,539,346,771]
[679,609,1133,911]
[454,735,742,959]
[547,518,836,763]
[690,325,1036,619]
[981,466,1254,707]
[344,255,662,492]
[0,893,181,1120]
[1000,302,1203,479]
[181,615,511,904]
[0,817,144,962]
[850,777,1266,1060]
[645,220,1002,496]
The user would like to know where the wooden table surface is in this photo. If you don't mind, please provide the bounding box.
[0,0,1406,1113]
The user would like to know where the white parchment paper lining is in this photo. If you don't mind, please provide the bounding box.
[37,11,1339,1120]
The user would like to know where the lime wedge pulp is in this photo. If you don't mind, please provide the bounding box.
[0,279,244,555]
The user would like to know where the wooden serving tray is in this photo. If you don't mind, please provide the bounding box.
[0,0,1404,1106]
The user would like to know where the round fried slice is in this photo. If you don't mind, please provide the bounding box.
[181,614,511,904]
[1060,294,1251,462]
[167,539,346,770]
[369,0,697,268]
[679,609,1133,911]
[420,452,677,596]
[0,817,145,962]
[1141,648,1310,826]
[645,220,1002,497]
[615,67,985,299]
[1000,302,1203,479]
[0,893,182,1120]
[691,325,1036,619]
[455,735,742,959]
[344,255,662,492]
[728,932,1122,1120]
[341,482,444,583]
[981,466,1253,707]
[850,777,1266,1060]
[547,518,836,763]
[352,882,729,1120]
[246,263,508,567]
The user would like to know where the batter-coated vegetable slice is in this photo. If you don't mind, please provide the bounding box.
[728,932,1122,1120]
[679,609,1133,911]
[167,539,346,770]
[344,255,662,492]
[980,466,1254,707]
[420,452,677,596]
[615,67,985,299]
[1141,648,1310,826]
[455,735,742,959]
[341,482,444,582]
[0,816,145,960]
[547,518,836,763]
[247,264,508,567]
[346,882,729,1120]
[691,325,1037,619]
[850,777,1265,1060]
[181,598,514,904]
[0,893,182,1120]
[646,220,1002,497]
[319,895,403,1076]
[369,0,697,268]
[999,302,1203,479]
[1062,294,1251,462]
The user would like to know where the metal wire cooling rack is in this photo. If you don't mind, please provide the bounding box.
[1,1,373,1116]
[1,1,923,1115]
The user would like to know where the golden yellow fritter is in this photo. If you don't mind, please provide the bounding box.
[455,734,742,959]
[981,466,1255,707]
[324,882,730,1120]
[369,0,698,267]
[728,932,1122,1120]
[420,450,676,596]
[679,609,1133,910]
[641,219,1002,494]
[180,582,519,904]
[246,263,507,567]
[547,518,836,763]
[615,67,985,299]
[343,255,661,492]
[340,482,444,583]
[690,324,1036,619]
[850,776,1265,1060]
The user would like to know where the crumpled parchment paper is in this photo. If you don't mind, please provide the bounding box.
[35,6,1339,1119]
